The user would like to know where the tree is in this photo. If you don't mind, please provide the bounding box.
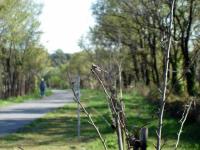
[50,49,70,66]
[0,0,49,98]
[174,0,200,95]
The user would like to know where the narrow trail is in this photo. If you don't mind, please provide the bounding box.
[0,90,73,137]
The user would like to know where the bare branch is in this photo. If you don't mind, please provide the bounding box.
[91,65,118,115]
[91,108,111,127]
[156,0,176,150]
[175,99,193,150]
[67,72,108,150]
[17,146,24,150]
[91,65,128,129]
[91,64,130,149]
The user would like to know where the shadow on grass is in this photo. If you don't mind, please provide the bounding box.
[0,90,199,149]
[0,105,114,149]
[84,90,200,147]
[123,93,200,147]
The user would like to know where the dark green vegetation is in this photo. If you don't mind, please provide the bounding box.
[67,1,200,143]
[0,0,200,149]
[64,1,200,127]
[1,0,200,108]
[75,0,200,97]
[0,89,199,150]
[0,1,69,98]
[46,49,71,89]
[0,0,50,99]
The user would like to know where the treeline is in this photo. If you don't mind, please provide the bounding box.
[47,49,92,89]
[47,49,70,89]
[42,0,200,99]
[0,0,49,99]
[77,0,200,97]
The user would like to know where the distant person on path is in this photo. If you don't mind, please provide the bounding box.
[40,78,46,97]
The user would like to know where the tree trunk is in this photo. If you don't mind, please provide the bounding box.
[148,33,160,87]
[181,33,196,96]
[179,0,195,96]
[130,45,140,82]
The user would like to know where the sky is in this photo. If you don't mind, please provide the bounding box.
[39,0,96,54]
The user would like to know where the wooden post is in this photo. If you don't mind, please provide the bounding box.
[111,88,124,150]
[140,127,148,150]
[116,113,124,150]
[74,75,81,139]
[121,101,127,150]
[129,127,148,150]
[77,75,80,139]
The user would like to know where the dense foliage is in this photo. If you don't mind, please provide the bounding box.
[79,0,200,97]
[47,49,70,89]
[0,0,50,98]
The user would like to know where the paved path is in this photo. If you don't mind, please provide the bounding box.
[0,90,73,137]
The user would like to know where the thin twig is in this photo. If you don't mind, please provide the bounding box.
[91,66,128,129]
[156,0,175,150]
[91,66,111,99]
[175,100,193,150]
[91,65,130,148]
[67,72,108,150]
[18,147,24,150]
[91,67,118,115]
[91,108,111,127]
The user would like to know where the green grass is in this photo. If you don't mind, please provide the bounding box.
[0,89,52,107]
[0,89,199,150]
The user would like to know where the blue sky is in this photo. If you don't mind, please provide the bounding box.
[39,0,96,54]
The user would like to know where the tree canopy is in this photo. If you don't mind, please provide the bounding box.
[0,0,49,98]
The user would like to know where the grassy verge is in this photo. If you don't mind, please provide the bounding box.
[0,89,199,150]
[0,89,52,107]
